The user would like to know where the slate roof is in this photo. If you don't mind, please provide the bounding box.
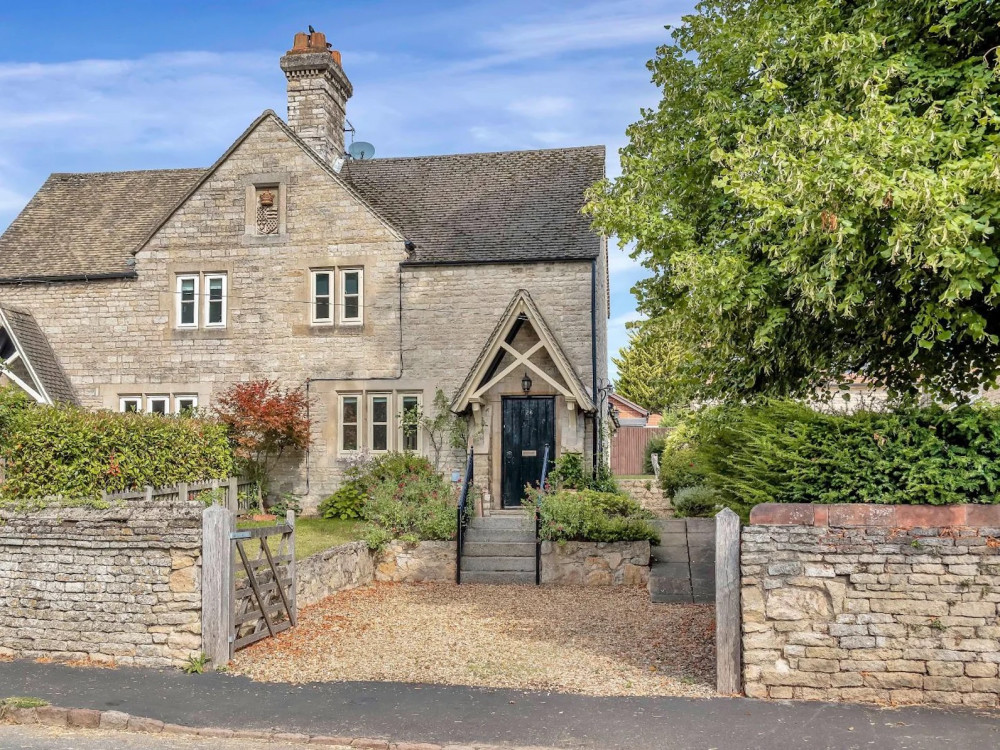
[345,146,604,264]
[0,132,603,280]
[0,169,204,281]
[0,304,78,404]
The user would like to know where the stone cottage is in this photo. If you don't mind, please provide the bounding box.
[0,30,609,513]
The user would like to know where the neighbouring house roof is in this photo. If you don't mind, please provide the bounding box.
[452,289,596,413]
[0,304,77,404]
[608,392,649,419]
[345,146,605,265]
[0,113,604,281]
[0,168,204,282]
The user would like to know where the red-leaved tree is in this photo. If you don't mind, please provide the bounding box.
[214,379,310,497]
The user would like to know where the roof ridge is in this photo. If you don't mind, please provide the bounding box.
[49,168,207,177]
[348,144,606,163]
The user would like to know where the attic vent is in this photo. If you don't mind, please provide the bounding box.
[256,186,279,235]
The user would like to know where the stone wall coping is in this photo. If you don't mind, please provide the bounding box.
[749,502,1000,529]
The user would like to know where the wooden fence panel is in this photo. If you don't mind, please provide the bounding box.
[610,427,667,476]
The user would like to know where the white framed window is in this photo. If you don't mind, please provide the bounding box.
[312,270,333,325]
[204,274,227,328]
[177,275,199,328]
[175,395,199,415]
[339,269,363,325]
[146,395,169,416]
[369,394,390,452]
[340,395,360,452]
[398,393,422,452]
[119,396,142,413]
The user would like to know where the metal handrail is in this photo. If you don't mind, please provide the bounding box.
[535,444,550,586]
[456,446,474,584]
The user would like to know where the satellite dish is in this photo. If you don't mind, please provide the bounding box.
[348,141,375,160]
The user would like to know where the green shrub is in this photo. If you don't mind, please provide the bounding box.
[671,485,719,518]
[659,400,1000,519]
[535,489,659,543]
[342,451,468,549]
[0,386,31,434]
[642,434,667,475]
[0,397,234,504]
[547,451,619,493]
[318,482,366,520]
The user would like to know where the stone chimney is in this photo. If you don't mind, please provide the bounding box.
[279,30,353,163]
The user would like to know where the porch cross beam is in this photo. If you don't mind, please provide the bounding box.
[472,340,546,398]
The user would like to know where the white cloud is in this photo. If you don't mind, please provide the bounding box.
[475,1,680,66]
[507,96,574,118]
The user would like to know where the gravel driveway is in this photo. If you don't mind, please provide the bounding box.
[231,583,716,697]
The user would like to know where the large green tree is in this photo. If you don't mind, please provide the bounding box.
[613,322,692,412]
[588,1,1000,402]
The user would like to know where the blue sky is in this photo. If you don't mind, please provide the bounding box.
[0,0,696,378]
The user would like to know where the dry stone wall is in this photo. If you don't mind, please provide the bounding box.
[375,541,456,583]
[541,540,650,585]
[0,498,203,668]
[742,504,1000,708]
[618,478,671,517]
[296,540,374,607]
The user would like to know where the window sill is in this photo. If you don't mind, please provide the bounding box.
[294,324,367,337]
[168,328,230,341]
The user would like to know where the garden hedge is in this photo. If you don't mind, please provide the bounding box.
[0,390,234,504]
[660,400,1000,518]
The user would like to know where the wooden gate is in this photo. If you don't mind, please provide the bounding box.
[230,520,296,655]
[610,427,667,476]
[201,506,297,667]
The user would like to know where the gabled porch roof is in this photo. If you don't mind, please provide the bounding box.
[451,289,595,414]
[0,304,77,405]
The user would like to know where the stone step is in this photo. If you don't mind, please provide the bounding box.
[461,555,535,572]
[649,573,693,604]
[463,542,536,557]
[469,516,530,530]
[464,528,535,543]
[459,570,536,585]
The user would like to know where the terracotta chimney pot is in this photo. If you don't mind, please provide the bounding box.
[309,31,327,50]
[291,32,309,52]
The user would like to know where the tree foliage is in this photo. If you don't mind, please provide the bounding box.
[588,1,1000,402]
[612,322,692,412]
[214,379,310,495]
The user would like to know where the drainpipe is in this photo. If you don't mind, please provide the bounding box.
[591,259,599,478]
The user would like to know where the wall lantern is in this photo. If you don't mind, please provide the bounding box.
[521,372,532,393]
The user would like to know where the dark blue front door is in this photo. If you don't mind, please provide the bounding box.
[501,396,555,508]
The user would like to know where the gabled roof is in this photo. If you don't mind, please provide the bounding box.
[345,146,604,265]
[130,110,405,257]
[0,168,203,282]
[608,391,650,418]
[0,304,77,404]
[452,289,595,413]
[0,110,604,280]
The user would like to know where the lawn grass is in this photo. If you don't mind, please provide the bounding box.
[238,517,364,560]
[615,474,656,481]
